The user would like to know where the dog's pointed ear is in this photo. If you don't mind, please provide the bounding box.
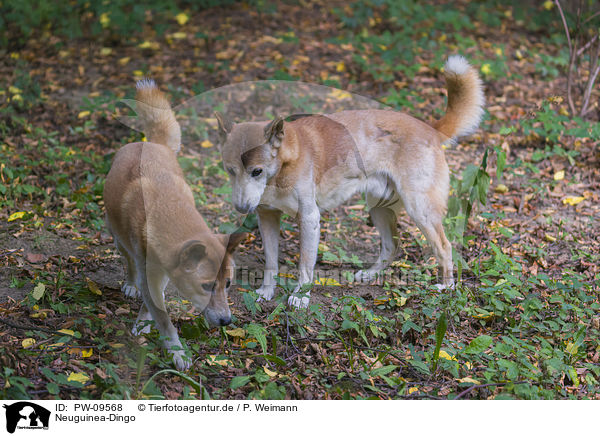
[215,111,232,135]
[178,240,206,272]
[226,232,247,253]
[264,116,285,145]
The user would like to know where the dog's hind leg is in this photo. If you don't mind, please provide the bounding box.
[401,192,454,289]
[115,239,140,298]
[355,205,398,283]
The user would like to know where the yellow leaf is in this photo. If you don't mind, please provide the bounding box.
[472,311,495,320]
[559,107,569,116]
[22,338,36,348]
[86,278,102,295]
[226,328,246,338]
[374,297,389,305]
[57,329,75,336]
[118,57,130,65]
[8,86,22,94]
[99,47,112,56]
[545,234,557,243]
[82,348,93,358]
[562,196,585,206]
[408,387,418,394]
[99,12,110,27]
[175,12,189,26]
[133,70,144,77]
[10,94,22,102]
[336,62,345,72]
[200,139,213,148]
[565,342,578,355]
[494,47,503,56]
[553,170,565,181]
[494,184,508,193]
[543,0,554,10]
[515,49,523,60]
[329,88,351,100]
[206,355,231,366]
[171,32,187,40]
[480,64,492,75]
[67,372,90,384]
[78,111,90,119]
[438,350,457,361]
[263,365,277,377]
[458,377,480,385]
[138,41,159,50]
[314,277,341,286]
[111,343,125,349]
[8,211,27,222]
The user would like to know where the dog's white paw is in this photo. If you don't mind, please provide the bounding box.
[433,281,455,291]
[288,294,310,309]
[256,285,275,302]
[354,269,379,283]
[122,283,140,298]
[171,350,192,371]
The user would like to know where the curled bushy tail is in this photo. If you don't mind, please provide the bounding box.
[135,79,181,152]
[433,55,485,141]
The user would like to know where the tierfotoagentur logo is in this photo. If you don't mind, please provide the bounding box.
[3,402,50,433]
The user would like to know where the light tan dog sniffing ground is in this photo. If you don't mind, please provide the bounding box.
[217,55,484,309]
[104,80,246,370]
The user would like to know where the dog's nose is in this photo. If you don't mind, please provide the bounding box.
[235,203,250,214]
[218,316,231,326]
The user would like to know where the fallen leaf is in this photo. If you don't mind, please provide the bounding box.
[206,355,231,366]
[457,377,480,385]
[78,111,90,119]
[226,328,246,338]
[494,184,508,193]
[263,365,277,377]
[86,278,102,295]
[57,329,75,336]
[314,277,341,286]
[67,372,90,384]
[553,170,565,181]
[562,196,585,206]
[200,139,213,148]
[22,338,36,348]
[175,12,189,26]
[438,350,457,361]
[32,283,45,301]
[8,211,27,222]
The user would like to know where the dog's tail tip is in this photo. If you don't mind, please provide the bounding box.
[444,55,471,76]
[135,78,157,91]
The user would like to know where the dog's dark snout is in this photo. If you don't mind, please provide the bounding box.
[235,203,250,214]
[218,316,232,326]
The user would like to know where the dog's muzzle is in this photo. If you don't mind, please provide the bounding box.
[235,203,256,214]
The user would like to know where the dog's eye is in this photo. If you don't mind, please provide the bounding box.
[251,168,263,177]
[202,283,214,293]
[225,279,231,289]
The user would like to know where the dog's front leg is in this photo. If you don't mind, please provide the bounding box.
[288,206,320,309]
[256,206,282,302]
[136,262,190,371]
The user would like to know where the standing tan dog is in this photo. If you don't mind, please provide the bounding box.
[217,55,484,308]
[104,80,246,370]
